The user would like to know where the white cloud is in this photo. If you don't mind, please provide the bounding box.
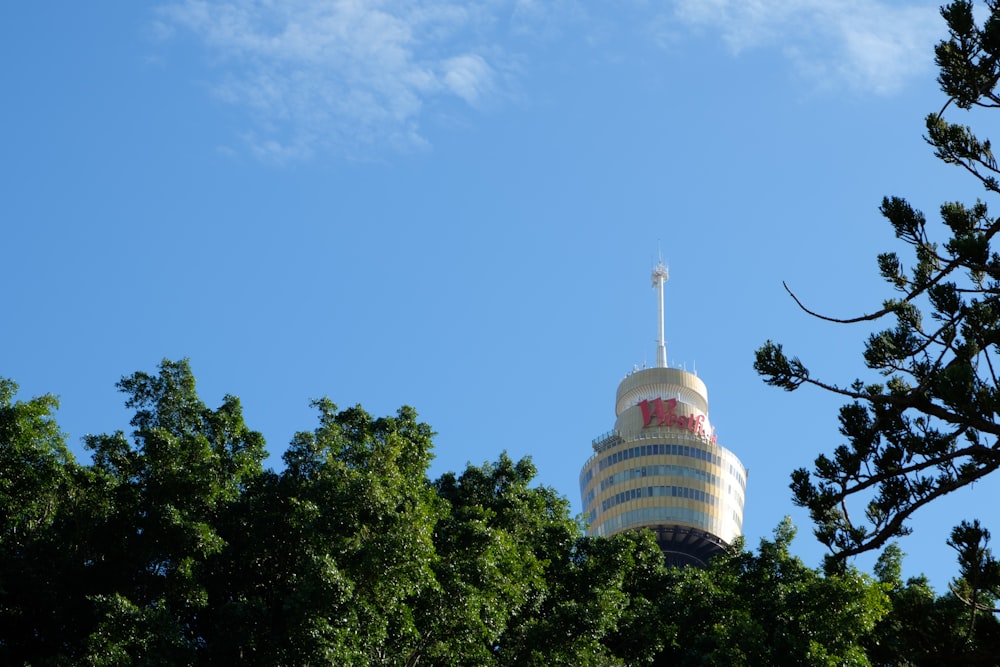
[667,0,942,94]
[157,0,506,160]
[442,54,494,104]
[154,0,944,160]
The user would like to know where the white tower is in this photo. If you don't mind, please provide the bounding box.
[579,261,747,567]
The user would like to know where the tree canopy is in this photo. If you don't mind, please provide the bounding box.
[0,358,904,666]
[755,0,1000,564]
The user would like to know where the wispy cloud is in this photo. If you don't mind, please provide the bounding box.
[157,0,511,161]
[155,0,943,161]
[667,0,942,94]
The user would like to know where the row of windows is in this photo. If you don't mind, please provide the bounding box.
[596,443,723,472]
[729,464,747,491]
[628,429,714,446]
[583,482,743,521]
[599,464,722,493]
[584,474,742,514]
[582,437,748,494]
[727,483,745,506]
[592,505,722,538]
[600,484,718,512]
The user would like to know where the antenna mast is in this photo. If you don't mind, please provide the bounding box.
[652,258,669,368]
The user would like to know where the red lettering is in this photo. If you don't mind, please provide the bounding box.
[638,398,717,444]
[638,399,651,425]
[663,398,677,426]
[638,399,660,426]
[639,398,678,427]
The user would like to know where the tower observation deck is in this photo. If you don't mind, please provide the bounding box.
[579,262,747,567]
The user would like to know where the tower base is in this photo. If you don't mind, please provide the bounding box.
[647,524,727,568]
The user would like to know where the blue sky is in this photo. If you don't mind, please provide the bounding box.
[3,0,995,592]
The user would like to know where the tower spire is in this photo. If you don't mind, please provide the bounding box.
[652,256,669,368]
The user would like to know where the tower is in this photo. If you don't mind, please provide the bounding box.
[579,261,747,567]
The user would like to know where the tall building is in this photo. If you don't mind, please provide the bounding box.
[579,262,747,567]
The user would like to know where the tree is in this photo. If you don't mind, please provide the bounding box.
[655,518,888,667]
[201,399,442,666]
[0,379,71,546]
[81,358,267,664]
[0,379,82,664]
[866,538,1000,665]
[420,455,554,664]
[755,0,1000,562]
[421,454,672,666]
[0,362,910,664]
[0,359,271,665]
[442,456,669,667]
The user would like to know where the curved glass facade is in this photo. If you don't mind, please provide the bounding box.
[580,366,747,566]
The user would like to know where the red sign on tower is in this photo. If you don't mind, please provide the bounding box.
[638,398,717,444]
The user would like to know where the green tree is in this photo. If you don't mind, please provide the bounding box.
[0,362,907,665]
[0,378,82,664]
[80,358,266,664]
[201,399,442,666]
[420,455,552,663]
[655,518,888,667]
[867,539,1000,665]
[755,0,1000,561]
[423,454,670,666]
[0,379,70,546]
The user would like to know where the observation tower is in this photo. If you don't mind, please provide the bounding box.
[579,261,747,567]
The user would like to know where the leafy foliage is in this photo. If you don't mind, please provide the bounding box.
[0,379,83,663]
[657,518,887,667]
[867,539,1000,666]
[0,360,900,665]
[755,0,1000,561]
